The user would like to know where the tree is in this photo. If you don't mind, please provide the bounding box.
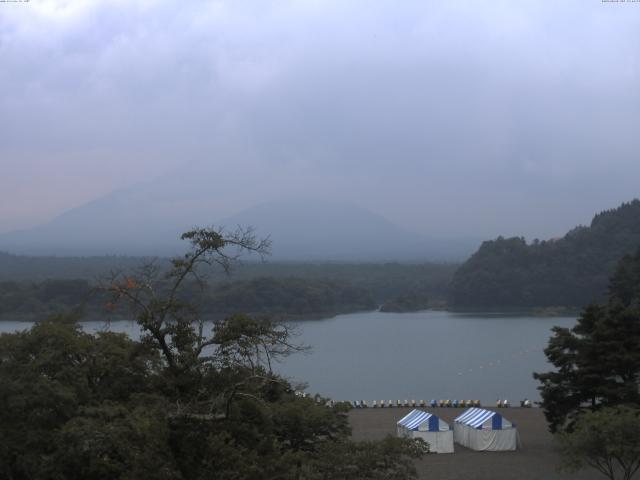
[534,248,640,432]
[557,406,640,480]
[306,436,429,480]
[1,227,428,479]
[0,317,162,479]
[450,199,640,309]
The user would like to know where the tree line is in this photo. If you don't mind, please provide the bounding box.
[0,276,377,321]
[450,199,640,309]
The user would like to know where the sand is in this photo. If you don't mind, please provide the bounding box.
[349,407,603,480]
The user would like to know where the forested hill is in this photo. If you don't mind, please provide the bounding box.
[449,200,640,309]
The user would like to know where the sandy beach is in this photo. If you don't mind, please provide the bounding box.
[349,407,602,480]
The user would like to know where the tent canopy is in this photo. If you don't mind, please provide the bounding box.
[397,409,448,432]
[454,407,512,430]
[397,409,454,453]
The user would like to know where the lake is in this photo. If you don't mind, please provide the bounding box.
[0,310,576,404]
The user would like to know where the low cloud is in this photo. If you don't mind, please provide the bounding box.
[1,0,639,238]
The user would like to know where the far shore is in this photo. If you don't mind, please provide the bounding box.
[0,306,581,323]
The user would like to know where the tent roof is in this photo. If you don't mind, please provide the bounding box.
[454,408,501,428]
[397,409,436,431]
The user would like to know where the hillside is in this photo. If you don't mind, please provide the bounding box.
[449,199,640,308]
[0,190,478,261]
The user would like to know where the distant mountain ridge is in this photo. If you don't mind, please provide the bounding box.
[0,190,478,260]
[219,198,478,261]
[449,199,640,308]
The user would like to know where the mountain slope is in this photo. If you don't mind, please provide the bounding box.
[449,199,640,308]
[219,198,476,261]
[0,191,478,260]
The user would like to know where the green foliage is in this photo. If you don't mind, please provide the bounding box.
[202,277,376,318]
[450,199,640,308]
[556,406,640,480]
[305,436,429,479]
[0,279,90,318]
[0,276,375,321]
[534,247,640,432]
[379,290,431,312]
[0,318,162,479]
[0,228,427,479]
[0,252,458,316]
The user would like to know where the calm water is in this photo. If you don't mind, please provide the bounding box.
[0,310,576,404]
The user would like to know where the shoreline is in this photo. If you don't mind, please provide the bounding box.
[0,306,580,323]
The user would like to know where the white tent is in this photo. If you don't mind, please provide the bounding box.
[396,409,454,454]
[453,407,518,451]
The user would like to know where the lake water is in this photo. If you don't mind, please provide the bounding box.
[0,310,576,404]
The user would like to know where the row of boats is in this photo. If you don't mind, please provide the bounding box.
[337,398,533,408]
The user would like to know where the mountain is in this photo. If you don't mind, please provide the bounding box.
[449,199,640,309]
[0,190,478,260]
[0,185,199,256]
[219,198,477,261]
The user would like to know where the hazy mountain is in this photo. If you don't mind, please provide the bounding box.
[220,198,479,261]
[0,184,203,256]
[0,188,478,260]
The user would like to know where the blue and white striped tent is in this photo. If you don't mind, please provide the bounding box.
[453,408,518,451]
[397,409,454,453]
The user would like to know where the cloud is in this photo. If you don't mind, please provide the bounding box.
[0,0,639,237]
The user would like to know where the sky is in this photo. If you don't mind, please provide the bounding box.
[1,0,639,240]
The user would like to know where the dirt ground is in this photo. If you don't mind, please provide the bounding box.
[349,407,603,480]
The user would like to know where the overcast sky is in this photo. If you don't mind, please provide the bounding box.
[1,0,639,239]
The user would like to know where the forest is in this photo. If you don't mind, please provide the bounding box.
[449,200,640,309]
[0,257,456,320]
